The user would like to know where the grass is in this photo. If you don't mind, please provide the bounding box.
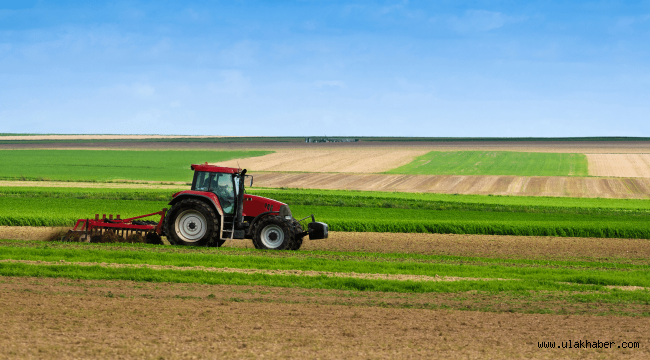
[0,262,603,294]
[2,186,650,238]
[387,151,588,176]
[2,238,646,269]
[1,241,649,316]
[1,240,649,316]
[252,188,650,215]
[0,197,167,226]
[0,149,271,182]
[3,197,650,238]
[5,186,650,212]
[1,243,649,287]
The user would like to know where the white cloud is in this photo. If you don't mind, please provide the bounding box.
[446,10,526,33]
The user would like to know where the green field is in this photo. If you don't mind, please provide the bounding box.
[6,186,650,212]
[0,241,648,316]
[2,186,650,238]
[0,150,271,182]
[387,151,588,176]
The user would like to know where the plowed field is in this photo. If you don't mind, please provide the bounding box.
[223,231,650,261]
[1,277,648,359]
[587,154,650,178]
[4,227,650,262]
[2,173,650,198]
[251,172,650,198]
[214,148,429,173]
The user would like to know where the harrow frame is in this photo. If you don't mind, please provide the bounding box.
[66,208,167,242]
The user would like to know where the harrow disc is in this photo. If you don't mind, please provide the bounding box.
[62,230,88,243]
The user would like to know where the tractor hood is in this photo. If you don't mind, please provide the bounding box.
[242,194,287,218]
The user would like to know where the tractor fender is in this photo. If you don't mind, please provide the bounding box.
[168,192,224,218]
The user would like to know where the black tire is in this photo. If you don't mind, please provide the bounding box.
[288,219,304,250]
[164,198,220,246]
[252,215,295,250]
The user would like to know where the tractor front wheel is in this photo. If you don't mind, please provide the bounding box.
[164,199,220,246]
[252,216,295,250]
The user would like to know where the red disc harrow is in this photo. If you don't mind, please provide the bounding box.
[64,208,167,243]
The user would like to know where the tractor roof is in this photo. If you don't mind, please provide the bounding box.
[191,164,240,174]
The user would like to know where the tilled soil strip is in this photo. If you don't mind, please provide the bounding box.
[250,172,650,198]
[0,259,507,283]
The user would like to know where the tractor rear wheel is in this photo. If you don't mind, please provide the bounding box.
[252,216,295,250]
[164,199,219,246]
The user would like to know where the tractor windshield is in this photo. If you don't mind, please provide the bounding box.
[193,171,236,214]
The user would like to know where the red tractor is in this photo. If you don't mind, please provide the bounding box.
[67,164,328,250]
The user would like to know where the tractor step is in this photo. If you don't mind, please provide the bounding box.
[222,230,246,239]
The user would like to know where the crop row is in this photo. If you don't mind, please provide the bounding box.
[4,186,650,213]
[2,195,650,238]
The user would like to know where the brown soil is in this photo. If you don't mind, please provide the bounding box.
[3,173,650,198]
[0,276,647,359]
[0,227,70,241]
[5,227,649,262]
[223,232,650,262]
[251,172,650,198]
[587,154,650,178]
[214,148,429,173]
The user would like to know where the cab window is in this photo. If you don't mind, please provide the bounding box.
[193,172,211,191]
[193,171,236,214]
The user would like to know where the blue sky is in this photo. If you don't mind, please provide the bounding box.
[1,1,649,137]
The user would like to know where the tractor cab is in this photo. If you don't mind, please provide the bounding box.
[192,169,238,215]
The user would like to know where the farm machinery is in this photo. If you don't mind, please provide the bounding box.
[65,164,328,250]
